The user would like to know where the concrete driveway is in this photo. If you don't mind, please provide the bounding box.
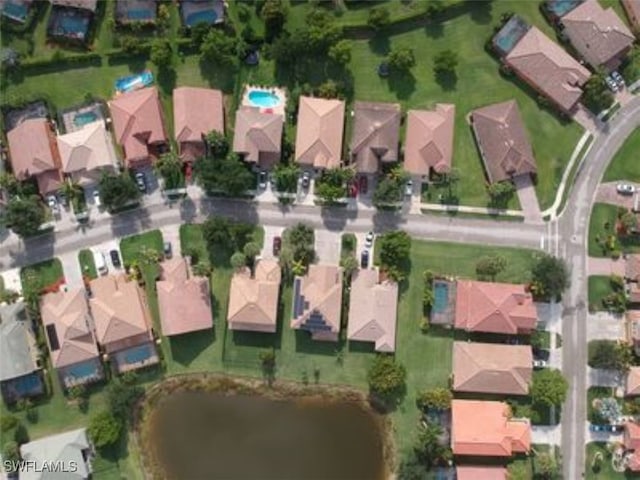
[596,182,639,209]
[90,240,122,273]
[1,268,22,294]
[59,251,84,288]
[587,312,625,341]
[261,225,284,260]
[314,230,341,264]
[514,175,542,223]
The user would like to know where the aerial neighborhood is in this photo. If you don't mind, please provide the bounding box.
[0,0,639,478]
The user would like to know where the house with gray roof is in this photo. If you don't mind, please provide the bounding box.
[20,428,93,480]
[0,301,44,404]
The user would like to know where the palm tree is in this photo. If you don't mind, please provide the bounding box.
[61,180,83,211]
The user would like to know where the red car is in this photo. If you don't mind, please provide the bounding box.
[348,181,358,198]
[272,236,282,256]
[358,175,368,194]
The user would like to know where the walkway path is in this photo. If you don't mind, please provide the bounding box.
[587,257,625,276]
[587,367,622,389]
[514,175,542,223]
[59,251,84,289]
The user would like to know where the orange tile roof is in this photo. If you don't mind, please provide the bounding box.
[404,105,455,177]
[627,367,640,396]
[41,288,100,369]
[157,257,213,336]
[109,87,167,166]
[232,106,283,169]
[623,0,640,29]
[626,422,640,453]
[228,259,281,333]
[452,342,533,395]
[350,101,401,173]
[295,96,345,170]
[455,280,537,334]
[456,465,508,480]
[451,399,531,457]
[506,26,591,112]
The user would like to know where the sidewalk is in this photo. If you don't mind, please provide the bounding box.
[587,257,625,277]
[531,425,561,446]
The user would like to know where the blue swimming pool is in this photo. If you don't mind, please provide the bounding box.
[186,9,217,26]
[123,343,154,365]
[433,281,449,314]
[73,111,98,127]
[115,71,154,93]
[58,14,89,36]
[248,90,281,108]
[546,0,581,18]
[493,16,529,55]
[2,1,28,22]
[127,8,153,21]
[11,374,43,396]
[66,361,99,380]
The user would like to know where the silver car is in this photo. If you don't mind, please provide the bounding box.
[617,183,635,195]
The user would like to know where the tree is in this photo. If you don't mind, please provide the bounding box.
[622,45,640,84]
[204,130,229,158]
[531,369,568,408]
[4,196,45,237]
[283,223,315,267]
[273,164,299,193]
[486,180,515,208]
[315,167,353,203]
[192,261,212,277]
[106,378,144,422]
[588,340,619,369]
[433,50,458,76]
[328,39,352,65]
[305,9,342,53]
[0,172,21,196]
[619,210,637,235]
[99,173,140,212]
[88,411,122,449]
[243,241,261,261]
[193,153,254,197]
[259,349,276,383]
[425,0,446,18]
[368,6,390,30]
[531,254,570,301]
[367,354,407,400]
[261,0,287,42]
[388,47,416,73]
[61,180,83,209]
[191,22,211,48]
[378,230,412,281]
[475,255,507,280]
[155,152,184,190]
[2,441,19,469]
[340,254,358,279]
[150,39,172,69]
[413,422,451,469]
[231,251,247,270]
[200,29,236,66]
[582,68,615,113]
[416,387,453,411]
[534,450,559,478]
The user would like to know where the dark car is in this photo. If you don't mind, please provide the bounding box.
[360,249,369,269]
[109,250,121,268]
[358,175,368,194]
[533,348,551,361]
[164,241,172,259]
[273,236,282,256]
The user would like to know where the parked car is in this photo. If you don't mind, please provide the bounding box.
[348,181,358,198]
[273,236,282,256]
[533,348,551,361]
[605,76,619,93]
[617,183,635,195]
[360,249,369,269]
[164,241,172,258]
[47,195,58,212]
[358,175,368,194]
[589,424,605,432]
[135,172,147,193]
[93,251,108,275]
[404,180,413,197]
[110,249,121,268]
[301,172,310,190]
[533,359,547,369]
[605,424,623,433]
[259,170,268,189]
[611,71,625,88]
[365,231,374,248]
[93,189,101,207]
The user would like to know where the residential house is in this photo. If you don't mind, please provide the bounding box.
[41,288,104,388]
[2,0,33,24]
[0,302,44,403]
[454,280,537,334]
[157,257,213,336]
[7,118,62,195]
[116,0,156,24]
[232,106,283,170]
[403,104,455,180]
[89,275,158,373]
[228,259,281,333]
[20,428,93,480]
[49,0,97,10]
[504,24,591,113]
[349,101,401,174]
[560,0,634,70]
[622,0,640,31]
[294,96,345,171]
[452,341,533,395]
[291,264,343,342]
[626,255,640,304]
[347,268,398,352]
[624,421,640,472]
[470,100,537,184]
[456,466,508,480]
[451,399,531,457]
[56,121,118,187]
[108,87,168,168]
[626,366,640,396]
[173,86,224,162]
[180,0,224,27]
[47,0,97,44]
[627,310,640,355]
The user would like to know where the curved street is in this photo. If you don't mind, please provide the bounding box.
[1,96,639,476]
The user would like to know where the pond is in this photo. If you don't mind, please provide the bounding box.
[145,391,387,479]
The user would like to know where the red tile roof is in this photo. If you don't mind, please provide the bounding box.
[404,105,455,177]
[623,0,640,29]
[456,465,508,480]
[295,96,345,170]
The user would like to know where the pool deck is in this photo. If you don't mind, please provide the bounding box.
[241,85,287,116]
[112,342,159,374]
[61,102,105,134]
[430,279,456,326]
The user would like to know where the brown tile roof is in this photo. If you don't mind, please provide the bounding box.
[505,26,591,112]
[451,399,531,457]
[291,264,343,342]
[232,106,283,169]
[347,268,398,352]
[455,280,537,334]
[56,121,117,186]
[7,118,62,194]
[157,257,213,336]
[404,104,455,176]
[625,421,640,469]
[173,87,224,162]
[452,341,533,395]
[51,0,98,11]
[349,101,401,173]
[627,255,640,281]
[228,259,281,333]
[470,100,537,183]
[631,284,640,304]
[294,96,345,170]
[627,367,640,396]
[561,0,634,68]
[456,466,508,480]
[109,87,167,166]
[41,288,100,369]
[89,275,153,350]
[623,0,640,29]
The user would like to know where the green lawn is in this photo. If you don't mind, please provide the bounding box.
[20,258,64,288]
[78,249,96,280]
[602,128,640,183]
[588,203,640,257]
[585,442,631,479]
[588,276,615,313]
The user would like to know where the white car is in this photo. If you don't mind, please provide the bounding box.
[93,189,102,207]
[365,231,374,248]
[533,359,547,369]
[617,183,635,195]
[404,180,413,197]
[46,195,58,212]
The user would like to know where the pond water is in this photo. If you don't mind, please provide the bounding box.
[147,392,386,479]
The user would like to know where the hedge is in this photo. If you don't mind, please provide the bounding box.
[19,52,102,71]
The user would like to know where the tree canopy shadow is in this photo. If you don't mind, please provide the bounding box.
[169,328,215,366]
[367,34,390,55]
[425,22,444,38]
[469,0,494,24]
[434,71,458,91]
[388,71,416,100]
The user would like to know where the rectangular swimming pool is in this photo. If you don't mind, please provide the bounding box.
[546,0,582,18]
[433,281,449,314]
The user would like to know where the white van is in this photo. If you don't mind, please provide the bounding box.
[93,250,107,275]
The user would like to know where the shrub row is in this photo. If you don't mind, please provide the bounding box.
[20,51,101,71]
